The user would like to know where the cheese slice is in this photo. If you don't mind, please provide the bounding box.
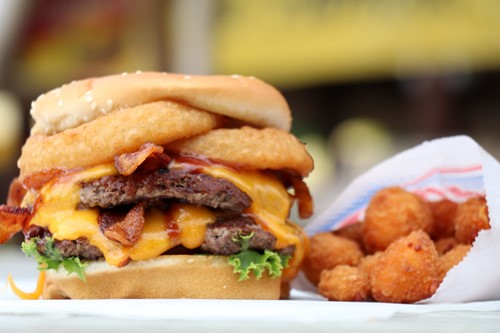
[25,160,304,276]
[190,163,306,281]
[197,164,300,249]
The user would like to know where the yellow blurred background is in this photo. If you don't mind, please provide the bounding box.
[1,0,500,219]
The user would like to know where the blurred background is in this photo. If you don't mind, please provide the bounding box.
[1,0,500,221]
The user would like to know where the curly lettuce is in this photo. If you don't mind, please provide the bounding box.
[21,237,87,282]
[228,233,290,281]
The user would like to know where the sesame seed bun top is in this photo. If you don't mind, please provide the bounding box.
[30,72,292,135]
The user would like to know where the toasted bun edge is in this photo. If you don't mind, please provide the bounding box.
[42,254,281,299]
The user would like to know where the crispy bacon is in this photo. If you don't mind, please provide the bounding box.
[0,205,31,244]
[7,178,27,207]
[99,202,146,246]
[114,143,170,176]
[23,169,64,190]
[291,177,314,219]
[137,151,172,173]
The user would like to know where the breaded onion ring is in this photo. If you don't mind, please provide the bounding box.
[167,126,313,177]
[18,101,221,181]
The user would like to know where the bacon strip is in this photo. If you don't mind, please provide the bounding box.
[0,205,31,244]
[114,143,170,176]
[100,202,146,246]
[291,177,314,219]
[23,169,64,190]
[7,178,27,207]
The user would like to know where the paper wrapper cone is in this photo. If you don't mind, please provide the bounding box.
[302,135,500,303]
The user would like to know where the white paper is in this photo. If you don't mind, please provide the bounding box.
[3,278,500,323]
[2,288,500,323]
[304,135,500,303]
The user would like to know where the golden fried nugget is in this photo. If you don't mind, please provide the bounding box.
[370,230,440,303]
[318,265,370,302]
[302,232,364,285]
[362,187,433,253]
[455,196,490,244]
[434,237,459,256]
[358,251,382,278]
[333,222,364,250]
[438,244,471,281]
[428,199,458,239]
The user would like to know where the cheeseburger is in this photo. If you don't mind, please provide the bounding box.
[0,72,313,299]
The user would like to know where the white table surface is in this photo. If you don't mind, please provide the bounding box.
[1,241,500,333]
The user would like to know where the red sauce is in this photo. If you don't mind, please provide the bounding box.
[162,211,180,238]
[173,154,212,167]
[171,153,248,173]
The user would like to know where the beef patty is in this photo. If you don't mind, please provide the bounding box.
[80,169,251,212]
[201,216,276,255]
[25,216,284,259]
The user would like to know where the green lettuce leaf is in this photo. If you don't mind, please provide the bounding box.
[228,233,290,281]
[21,237,87,282]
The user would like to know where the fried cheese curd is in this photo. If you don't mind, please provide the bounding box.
[428,199,458,239]
[318,265,370,302]
[454,196,490,244]
[370,230,440,303]
[434,237,459,256]
[333,222,364,251]
[362,187,433,253]
[307,186,488,303]
[302,232,364,285]
[315,247,381,302]
[438,244,471,281]
[358,251,382,278]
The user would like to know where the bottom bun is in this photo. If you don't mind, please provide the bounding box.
[42,255,282,300]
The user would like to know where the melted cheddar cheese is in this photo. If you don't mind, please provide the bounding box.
[24,161,305,279]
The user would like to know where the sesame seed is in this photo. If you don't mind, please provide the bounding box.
[85,92,93,103]
[90,102,97,111]
[184,75,192,80]
[106,99,113,109]
[83,115,89,122]
[121,72,128,76]
[100,108,106,114]
[231,74,240,78]
[58,100,64,107]
[136,70,142,74]
[186,258,194,264]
